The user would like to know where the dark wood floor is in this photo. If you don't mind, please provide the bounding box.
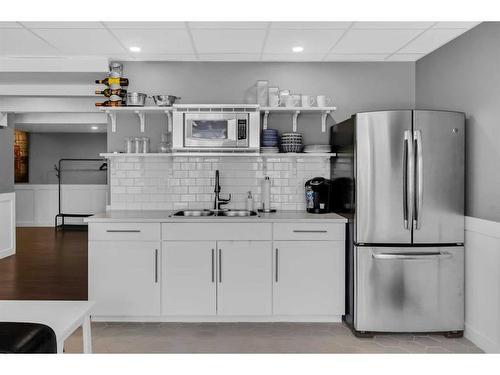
[0,227,88,300]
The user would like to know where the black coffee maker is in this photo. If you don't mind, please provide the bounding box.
[305,177,333,214]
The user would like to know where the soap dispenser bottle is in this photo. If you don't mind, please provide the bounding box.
[246,191,254,211]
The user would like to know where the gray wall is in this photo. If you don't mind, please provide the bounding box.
[416,22,500,222]
[108,61,415,152]
[0,118,14,193]
[28,133,107,184]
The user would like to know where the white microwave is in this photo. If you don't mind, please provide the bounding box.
[172,105,260,153]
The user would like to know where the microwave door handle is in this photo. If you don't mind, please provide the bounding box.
[414,130,423,230]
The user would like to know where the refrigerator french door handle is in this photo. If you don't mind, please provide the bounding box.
[372,251,452,260]
[414,130,423,230]
[405,130,414,232]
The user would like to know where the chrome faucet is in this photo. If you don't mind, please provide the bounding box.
[214,170,231,210]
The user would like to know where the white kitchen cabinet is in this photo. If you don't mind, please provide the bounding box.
[162,241,217,316]
[273,241,345,316]
[89,240,161,316]
[217,241,272,316]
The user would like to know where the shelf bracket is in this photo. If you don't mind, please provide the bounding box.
[106,111,117,133]
[164,110,173,133]
[321,110,331,133]
[135,110,146,133]
[262,110,270,130]
[292,110,300,132]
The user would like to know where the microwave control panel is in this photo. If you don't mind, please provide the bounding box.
[237,119,247,140]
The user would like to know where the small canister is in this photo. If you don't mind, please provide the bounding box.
[133,137,142,153]
[141,137,150,153]
[125,137,134,153]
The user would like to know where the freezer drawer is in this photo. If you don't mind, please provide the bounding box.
[355,246,464,333]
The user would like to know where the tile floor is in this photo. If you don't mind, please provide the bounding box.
[64,322,482,353]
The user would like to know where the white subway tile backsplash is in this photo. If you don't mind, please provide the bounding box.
[109,156,330,211]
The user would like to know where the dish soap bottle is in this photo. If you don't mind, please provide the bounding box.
[246,191,254,211]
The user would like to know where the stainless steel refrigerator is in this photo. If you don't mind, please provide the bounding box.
[331,110,465,337]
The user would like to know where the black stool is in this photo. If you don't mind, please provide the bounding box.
[0,322,57,353]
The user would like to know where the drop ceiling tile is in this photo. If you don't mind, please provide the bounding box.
[32,28,125,55]
[324,54,389,61]
[264,29,345,54]
[0,22,22,28]
[0,29,59,56]
[261,53,325,61]
[22,22,104,29]
[331,29,422,54]
[353,22,434,29]
[188,22,268,29]
[433,22,480,29]
[386,54,425,61]
[191,29,267,54]
[271,22,352,29]
[198,53,261,61]
[104,22,186,29]
[112,29,194,54]
[398,28,468,54]
[122,54,198,61]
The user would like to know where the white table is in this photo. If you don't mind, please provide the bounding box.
[0,300,95,353]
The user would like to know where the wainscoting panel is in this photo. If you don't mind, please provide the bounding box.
[0,192,15,259]
[15,184,107,227]
[465,216,500,353]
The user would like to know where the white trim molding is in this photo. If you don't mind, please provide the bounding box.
[0,192,16,259]
[464,216,500,353]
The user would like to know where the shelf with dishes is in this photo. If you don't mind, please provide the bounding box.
[260,106,337,133]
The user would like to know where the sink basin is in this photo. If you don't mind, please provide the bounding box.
[173,210,214,217]
[217,210,258,217]
[173,209,258,217]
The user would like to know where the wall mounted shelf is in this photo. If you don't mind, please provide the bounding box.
[260,106,337,132]
[99,106,174,133]
[100,152,336,158]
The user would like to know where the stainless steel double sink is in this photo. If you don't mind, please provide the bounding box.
[173,209,259,217]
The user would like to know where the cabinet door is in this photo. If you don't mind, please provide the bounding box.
[162,241,217,316]
[273,241,345,316]
[89,241,161,316]
[217,241,272,316]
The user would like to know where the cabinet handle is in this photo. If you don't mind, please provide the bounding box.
[275,248,279,283]
[154,249,158,283]
[292,230,327,233]
[218,249,222,283]
[211,249,215,283]
[106,229,140,233]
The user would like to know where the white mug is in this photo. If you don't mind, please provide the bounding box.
[317,95,333,107]
[301,95,315,107]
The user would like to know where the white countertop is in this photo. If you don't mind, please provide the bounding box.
[84,210,347,223]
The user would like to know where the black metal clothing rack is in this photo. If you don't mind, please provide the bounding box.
[54,158,107,230]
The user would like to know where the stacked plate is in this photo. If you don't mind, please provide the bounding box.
[262,129,279,147]
[260,146,280,154]
[303,144,332,153]
[280,132,303,153]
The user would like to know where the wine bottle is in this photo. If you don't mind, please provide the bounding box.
[95,100,124,107]
[95,77,129,86]
[95,88,127,97]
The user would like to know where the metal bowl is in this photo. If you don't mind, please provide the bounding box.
[151,95,181,107]
[125,92,147,107]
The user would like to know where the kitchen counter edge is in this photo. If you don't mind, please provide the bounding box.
[84,210,347,223]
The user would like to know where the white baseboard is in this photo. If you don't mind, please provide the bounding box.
[464,216,500,353]
[0,192,16,259]
[465,323,500,354]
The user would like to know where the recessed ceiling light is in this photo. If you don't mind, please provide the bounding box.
[129,46,141,53]
[292,46,304,53]
[91,126,98,130]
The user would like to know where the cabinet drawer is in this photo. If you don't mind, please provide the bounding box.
[162,223,272,241]
[273,223,344,241]
[89,222,161,241]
